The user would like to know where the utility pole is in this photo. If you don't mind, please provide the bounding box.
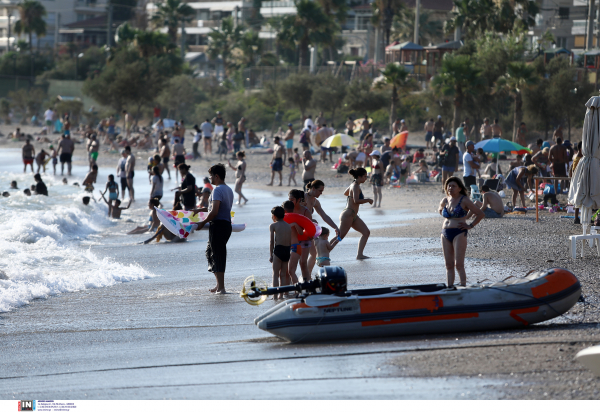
[414,0,420,44]
[7,14,10,52]
[234,5,239,28]
[180,17,185,60]
[588,0,595,50]
[54,13,60,57]
[107,3,113,47]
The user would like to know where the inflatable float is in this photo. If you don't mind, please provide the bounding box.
[283,212,321,240]
[155,207,245,239]
[240,266,581,343]
[575,346,600,377]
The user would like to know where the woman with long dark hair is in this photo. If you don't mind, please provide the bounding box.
[438,177,484,287]
[333,168,373,259]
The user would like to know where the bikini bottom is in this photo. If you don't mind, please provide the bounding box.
[442,228,467,242]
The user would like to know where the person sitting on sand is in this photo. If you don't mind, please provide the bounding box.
[415,159,429,176]
[33,173,48,196]
[315,227,336,267]
[471,185,504,218]
[128,198,161,235]
[269,206,291,300]
[99,192,132,218]
[439,177,484,287]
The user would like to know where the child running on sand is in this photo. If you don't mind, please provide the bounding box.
[282,200,305,285]
[288,157,297,186]
[314,227,336,267]
[269,206,292,300]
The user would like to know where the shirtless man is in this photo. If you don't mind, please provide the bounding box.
[491,118,502,138]
[549,137,568,193]
[267,136,285,186]
[399,119,408,133]
[58,133,75,176]
[302,150,317,191]
[159,137,171,179]
[22,139,35,173]
[345,117,355,137]
[172,138,186,181]
[528,138,543,156]
[315,124,333,163]
[123,110,132,139]
[380,137,392,153]
[392,119,401,135]
[125,146,136,201]
[424,118,434,149]
[284,123,294,157]
[552,125,563,143]
[87,134,99,170]
[474,185,504,218]
[315,112,326,129]
[303,179,341,277]
[480,118,492,140]
[82,164,98,194]
[35,149,49,174]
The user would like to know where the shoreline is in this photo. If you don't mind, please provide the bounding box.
[1,128,600,399]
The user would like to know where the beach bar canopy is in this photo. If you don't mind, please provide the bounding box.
[385,41,425,65]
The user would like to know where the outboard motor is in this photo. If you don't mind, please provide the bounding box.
[240,266,348,305]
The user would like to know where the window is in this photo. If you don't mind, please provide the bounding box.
[46,12,55,25]
[558,7,569,19]
[574,35,585,48]
[197,9,209,20]
[351,47,359,56]
[356,16,369,30]
[555,37,568,48]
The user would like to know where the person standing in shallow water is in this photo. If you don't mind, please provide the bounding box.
[331,168,373,259]
[193,163,234,294]
[438,177,484,287]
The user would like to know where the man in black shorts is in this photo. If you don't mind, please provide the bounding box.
[193,163,234,294]
[58,133,75,176]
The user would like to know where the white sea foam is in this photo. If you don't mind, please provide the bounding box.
[0,171,154,312]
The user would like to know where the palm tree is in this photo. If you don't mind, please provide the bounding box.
[316,0,348,60]
[371,0,405,46]
[239,30,263,67]
[207,17,244,78]
[431,54,482,131]
[391,9,443,45]
[150,0,195,45]
[14,0,46,77]
[376,63,414,133]
[14,0,46,48]
[276,0,335,67]
[494,62,538,141]
[445,0,496,39]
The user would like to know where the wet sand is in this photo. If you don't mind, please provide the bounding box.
[1,128,600,399]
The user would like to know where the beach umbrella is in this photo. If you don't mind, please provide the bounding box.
[569,96,600,229]
[390,131,409,149]
[321,133,357,148]
[474,138,531,174]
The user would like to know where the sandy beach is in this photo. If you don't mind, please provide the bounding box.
[1,126,599,400]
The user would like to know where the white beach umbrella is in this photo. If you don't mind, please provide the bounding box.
[568,96,600,227]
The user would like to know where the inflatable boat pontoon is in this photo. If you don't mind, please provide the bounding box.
[240,266,581,343]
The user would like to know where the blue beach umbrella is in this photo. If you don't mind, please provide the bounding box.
[474,138,531,174]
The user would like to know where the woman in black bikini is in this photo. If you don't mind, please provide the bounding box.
[228,151,248,204]
[334,168,373,259]
[438,177,484,287]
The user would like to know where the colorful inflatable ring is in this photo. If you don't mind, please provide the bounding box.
[284,213,317,241]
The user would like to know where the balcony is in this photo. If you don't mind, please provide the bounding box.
[193,19,220,28]
[75,0,107,12]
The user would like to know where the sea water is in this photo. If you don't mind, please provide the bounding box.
[0,164,153,313]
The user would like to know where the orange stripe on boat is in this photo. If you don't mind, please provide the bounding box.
[360,295,443,314]
[531,270,578,299]
[362,312,478,327]
[509,306,539,326]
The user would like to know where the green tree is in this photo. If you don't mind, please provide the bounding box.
[207,17,243,78]
[376,63,414,133]
[150,0,194,44]
[278,73,313,119]
[8,87,46,123]
[391,9,443,45]
[311,74,347,128]
[83,47,182,120]
[445,0,496,39]
[494,62,538,141]
[432,54,482,132]
[14,0,47,49]
[371,0,405,46]
[38,46,107,80]
[239,30,263,67]
[276,0,334,67]
[156,75,206,120]
[345,80,387,114]
[0,99,10,124]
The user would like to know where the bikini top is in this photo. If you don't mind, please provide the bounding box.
[442,195,467,219]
